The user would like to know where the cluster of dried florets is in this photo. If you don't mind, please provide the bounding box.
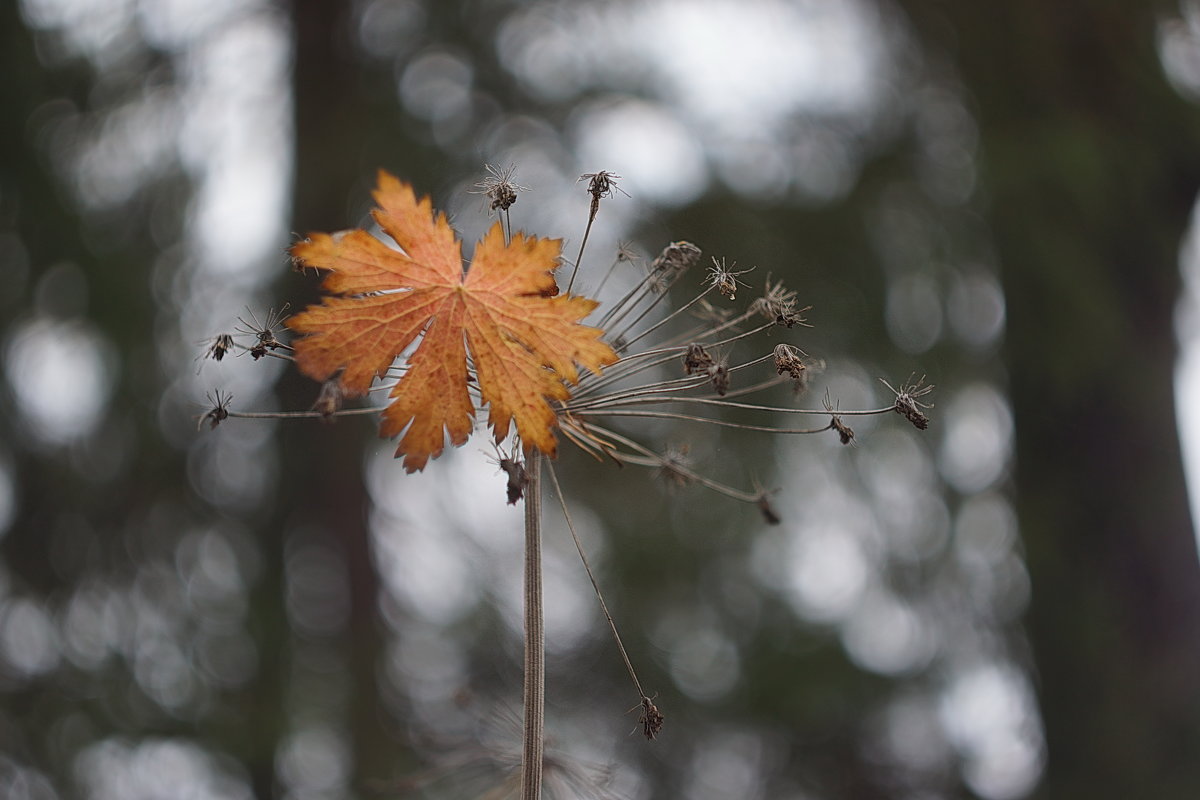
[549,230,932,526]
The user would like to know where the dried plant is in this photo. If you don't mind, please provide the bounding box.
[196,167,933,799]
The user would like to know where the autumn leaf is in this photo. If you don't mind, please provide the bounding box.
[287,170,618,472]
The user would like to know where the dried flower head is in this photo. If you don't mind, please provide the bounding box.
[774,343,808,387]
[706,257,754,300]
[236,305,290,359]
[638,695,665,741]
[651,241,702,276]
[752,277,810,328]
[471,163,528,213]
[203,333,235,363]
[199,389,232,430]
[579,170,627,207]
[881,374,935,430]
[824,389,855,445]
[500,457,529,505]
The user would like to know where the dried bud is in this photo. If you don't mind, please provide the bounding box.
[639,696,665,740]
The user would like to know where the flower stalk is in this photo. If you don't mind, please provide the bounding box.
[521,451,545,800]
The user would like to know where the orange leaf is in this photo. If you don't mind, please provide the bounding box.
[287,170,618,471]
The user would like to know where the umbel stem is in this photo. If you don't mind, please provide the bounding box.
[521,452,545,800]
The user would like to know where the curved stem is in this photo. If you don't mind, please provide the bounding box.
[521,451,544,800]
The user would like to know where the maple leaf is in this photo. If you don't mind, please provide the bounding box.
[287,171,618,472]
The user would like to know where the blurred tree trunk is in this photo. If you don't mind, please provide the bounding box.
[274,0,395,792]
[897,2,1200,797]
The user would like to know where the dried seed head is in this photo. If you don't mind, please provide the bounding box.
[752,277,810,328]
[616,241,639,262]
[824,389,855,445]
[683,342,715,375]
[199,390,232,431]
[832,415,855,445]
[639,696,665,741]
[773,344,817,395]
[579,170,629,225]
[471,163,528,213]
[499,457,529,505]
[312,378,344,420]
[579,170,626,202]
[204,333,235,363]
[881,375,935,431]
[706,257,753,300]
[488,444,530,504]
[773,343,806,379]
[651,241,702,276]
[236,304,290,358]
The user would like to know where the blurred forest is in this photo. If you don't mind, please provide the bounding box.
[2,1,1200,799]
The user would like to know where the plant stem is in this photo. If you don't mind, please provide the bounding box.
[521,451,544,800]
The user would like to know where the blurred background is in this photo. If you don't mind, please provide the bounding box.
[3,0,1200,798]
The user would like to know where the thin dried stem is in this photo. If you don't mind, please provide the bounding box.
[521,452,545,800]
[573,408,842,436]
[617,282,721,353]
[226,407,382,420]
[580,422,760,504]
[568,172,627,294]
[593,243,638,297]
[545,463,648,701]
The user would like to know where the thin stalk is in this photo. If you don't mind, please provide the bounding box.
[545,463,646,698]
[571,407,849,434]
[521,451,545,800]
